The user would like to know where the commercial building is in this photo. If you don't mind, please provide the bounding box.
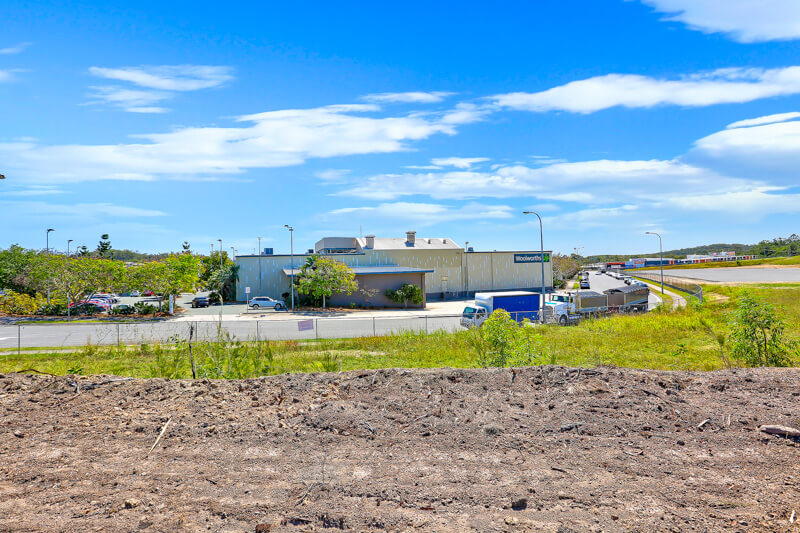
[234,231,553,307]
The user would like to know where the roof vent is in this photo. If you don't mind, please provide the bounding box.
[442,239,448,244]
[365,235,375,249]
[406,231,416,246]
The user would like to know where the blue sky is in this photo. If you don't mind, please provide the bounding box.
[2,0,800,256]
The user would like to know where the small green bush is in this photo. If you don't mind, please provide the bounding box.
[728,292,796,367]
[134,302,158,315]
[35,302,69,316]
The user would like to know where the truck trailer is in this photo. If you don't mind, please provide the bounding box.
[543,290,608,325]
[460,291,541,328]
[603,284,649,313]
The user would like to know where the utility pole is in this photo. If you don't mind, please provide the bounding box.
[67,239,73,256]
[523,212,546,322]
[284,225,294,311]
[645,231,664,294]
[464,241,470,297]
[217,239,223,269]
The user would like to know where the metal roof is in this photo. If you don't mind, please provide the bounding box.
[356,237,461,250]
[282,266,434,276]
[603,284,649,294]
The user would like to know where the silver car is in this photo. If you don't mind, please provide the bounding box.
[248,296,286,310]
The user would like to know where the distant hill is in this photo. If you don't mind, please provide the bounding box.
[584,235,798,263]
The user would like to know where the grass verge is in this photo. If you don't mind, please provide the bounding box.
[2,284,798,377]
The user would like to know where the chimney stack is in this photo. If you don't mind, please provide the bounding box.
[406,231,416,246]
[365,235,375,249]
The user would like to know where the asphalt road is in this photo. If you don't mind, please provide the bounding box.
[654,267,800,283]
[0,315,465,349]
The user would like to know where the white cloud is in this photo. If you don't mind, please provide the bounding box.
[87,86,171,113]
[492,67,800,113]
[339,159,717,202]
[328,201,513,226]
[690,116,800,183]
[726,111,800,129]
[2,186,63,197]
[666,188,800,214]
[0,104,464,183]
[0,201,166,219]
[430,157,489,169]
[641,0,800,42]
[87,65,233,112]
[89,65,234,91]
[315,169,351,182]
[362,91,454,103]
[0,42,31,55]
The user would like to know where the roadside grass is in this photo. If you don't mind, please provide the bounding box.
[2,284,798,377]
[635,256,800,271]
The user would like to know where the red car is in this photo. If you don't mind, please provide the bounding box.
[142,291,154,296]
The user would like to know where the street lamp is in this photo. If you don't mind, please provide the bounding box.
[67,239,74,256]
[523,211,547,323]
[257,236,263,295]
[284,225,294,311]
[230,246,236,259]
[46,228,54,253]
[645,231,664,295]
[217,239,223,269]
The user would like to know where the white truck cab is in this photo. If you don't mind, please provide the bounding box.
[460,305,488,328]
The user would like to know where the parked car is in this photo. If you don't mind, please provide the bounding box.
[191,296,210,308]
[142,291,154,296]
[248,296,286,310]
[579,280,591,289]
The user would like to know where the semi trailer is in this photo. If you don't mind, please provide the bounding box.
[604,284,649,313]
[460,291,541,328]
[543,290,608,326]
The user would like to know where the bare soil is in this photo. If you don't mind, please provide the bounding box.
[1,366,799,532]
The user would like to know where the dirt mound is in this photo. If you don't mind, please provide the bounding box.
[1,366,799,532]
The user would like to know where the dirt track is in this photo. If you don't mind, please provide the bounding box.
[1,367,799,532]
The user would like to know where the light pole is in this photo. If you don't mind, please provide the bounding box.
[284,225,294,311]
[46,228,54,253]
[67,239,74,256]
[217,239,223,269]
[523,211,546,322]
[645,231,664,294]
[257,237,263,295]
[464,241,470,297]
[230,246,236,259]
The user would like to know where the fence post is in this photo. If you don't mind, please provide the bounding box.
[372,316,376,336]
[256,320,260,342]
[18,324,21,356]
[314,319,318,340]
[117,323,121,347]
[425,315,429,334]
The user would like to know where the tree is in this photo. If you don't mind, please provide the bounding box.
[77,245,90,257]
[28,255,126,309]
[552,253,579,282]
[0,245,38,294]
[96,234,112,258]
[385,283,424,308]
[182,241,192,254]
[128,254,202,310]
[199,251,233,288]
[296,256,357,308]
[728,293,796,367]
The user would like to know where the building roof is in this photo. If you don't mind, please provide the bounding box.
[282,266,434,276]
[356,237,461,250]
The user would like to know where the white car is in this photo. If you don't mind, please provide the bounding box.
[248,296,286,310]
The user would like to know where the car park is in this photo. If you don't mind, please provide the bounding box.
[248,296,286,310]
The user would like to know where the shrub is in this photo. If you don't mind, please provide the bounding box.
[728,292,796,367]
[385,283,424,308]
[35,302,69,316]
[0,290,46,315]
[471,310,549,368]
[110,305,135,315]
[134,302,158,315]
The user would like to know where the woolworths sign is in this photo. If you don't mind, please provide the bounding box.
[514,253,550,263]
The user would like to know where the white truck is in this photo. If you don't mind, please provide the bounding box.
[543,290,608,326]
[460,291,541,328]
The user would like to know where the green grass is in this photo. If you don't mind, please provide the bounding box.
[3,284,799,377]
[635,256,800,271]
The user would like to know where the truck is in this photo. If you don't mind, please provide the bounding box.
[460,291,541,328]
[603,284,649,313]
[543,290,608,326]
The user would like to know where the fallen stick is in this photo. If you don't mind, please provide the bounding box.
[790,509,795,524]
[697,418,711,430]
[148,417,172,456]
[758,425,800,438]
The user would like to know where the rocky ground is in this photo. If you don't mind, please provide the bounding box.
[1,366,799,532]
